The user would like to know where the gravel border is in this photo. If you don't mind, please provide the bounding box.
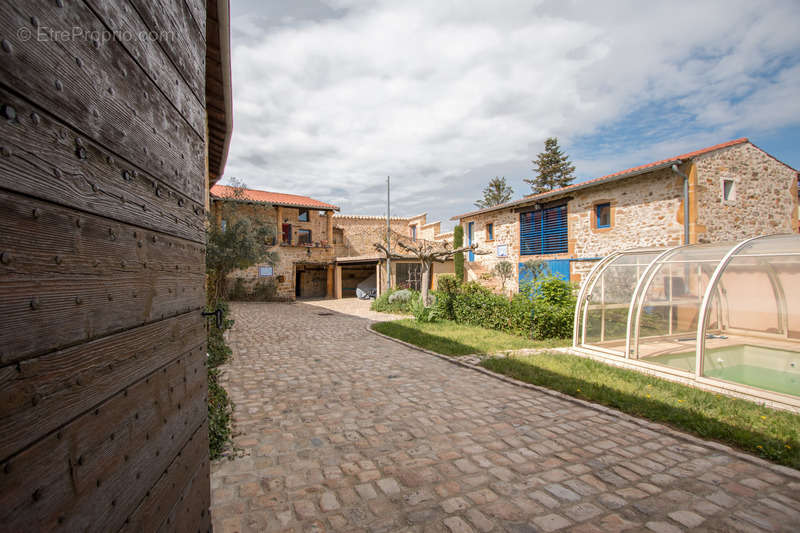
[366,322,800,480]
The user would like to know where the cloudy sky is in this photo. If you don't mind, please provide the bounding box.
[225,0,800,228]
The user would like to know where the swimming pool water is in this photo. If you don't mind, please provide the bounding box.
[644,344,800,397]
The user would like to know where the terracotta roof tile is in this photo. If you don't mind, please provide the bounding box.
[210,185,339,211]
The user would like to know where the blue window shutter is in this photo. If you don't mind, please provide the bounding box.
[520,205,567,255]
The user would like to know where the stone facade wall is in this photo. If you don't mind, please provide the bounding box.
[211,200,336,299]
[333,216,412,257]
[457,142,798,293]
[459,208,521,289]
[461,168,685,292]
[695,143,798,242]
[407,214,448,242]
[334,214,453,257]
[567,166,685,259]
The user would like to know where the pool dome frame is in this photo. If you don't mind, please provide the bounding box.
[572,233,800,411]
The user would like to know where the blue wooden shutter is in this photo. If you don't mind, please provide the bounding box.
[520,205,567,255]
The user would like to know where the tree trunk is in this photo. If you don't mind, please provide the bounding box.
[420,260,432,305]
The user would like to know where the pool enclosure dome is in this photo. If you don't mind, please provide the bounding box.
[573,234,800,409]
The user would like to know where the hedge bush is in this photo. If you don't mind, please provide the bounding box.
[388,289,413,304]
[433,275,575,340]
[371,287,420,314]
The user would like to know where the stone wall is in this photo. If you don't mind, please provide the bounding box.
[461,168,685,292]
[407,214,448,242]
[457,142,799,293]
[333,215,412,257]
[235,247,332,300]
[211,200,336,300]
[459,207,521,289]
[695,143,798,242]
[567,166,685,259]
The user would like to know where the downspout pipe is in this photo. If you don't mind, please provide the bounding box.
[671,163,690,245]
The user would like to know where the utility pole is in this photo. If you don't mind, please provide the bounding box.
[386,176,391,291]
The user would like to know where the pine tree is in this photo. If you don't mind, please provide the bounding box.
[525,137,576,194]
[474,176,513,208]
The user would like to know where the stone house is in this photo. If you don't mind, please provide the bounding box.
[210,186,453,299]
[452,138,799,293]
[211,185,340,299]
[332,214,455,298]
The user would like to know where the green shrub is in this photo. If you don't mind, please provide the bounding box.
[444,275,576,340]
[493,260,514,292]
[206,302,234,459]
[532,301,575,339]
[410,295,437,323]
[208,367,232,459]
[388,289,413,303]
[437,274,460,294]
[508,293,535,336]
[453,283,513,331]
[453,225,464,282]
[432,275,460,320]
[527,276,576,339]
[535,276,574,306]
[371,288,420,314]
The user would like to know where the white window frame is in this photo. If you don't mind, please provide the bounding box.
[721,177,736,204]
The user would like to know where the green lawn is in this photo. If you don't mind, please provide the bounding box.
[371,319,570,356]
[482,353,800,469]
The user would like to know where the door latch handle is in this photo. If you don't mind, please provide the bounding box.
[202,308,223,329]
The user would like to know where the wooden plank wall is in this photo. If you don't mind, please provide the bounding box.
[0,0,210,530]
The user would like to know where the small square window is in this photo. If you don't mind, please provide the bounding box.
[722,179,735,202]
[298,229,312,244]
[258,265,273,277]
[298,209,309,222]
[596,203,611,228]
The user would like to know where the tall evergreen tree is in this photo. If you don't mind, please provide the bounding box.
[525,137,576,194]
[474,176,514,208]
[453,225,465,282]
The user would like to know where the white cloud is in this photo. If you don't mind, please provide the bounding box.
[226,0,800,225]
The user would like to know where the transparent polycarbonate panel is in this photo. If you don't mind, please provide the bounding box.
[733,233,800,256]
[634,243,731,370]
[717,258,781,335]
[778,257,800,340]
[581,251,660,352]
[700,247,800,397]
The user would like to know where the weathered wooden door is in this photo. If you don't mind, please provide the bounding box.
[0,0,212,530]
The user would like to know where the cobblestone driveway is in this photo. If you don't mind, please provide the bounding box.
[211,302,800,533]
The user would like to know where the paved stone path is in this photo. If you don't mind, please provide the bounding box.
[302,297,409,322]
[211,302,800,533]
